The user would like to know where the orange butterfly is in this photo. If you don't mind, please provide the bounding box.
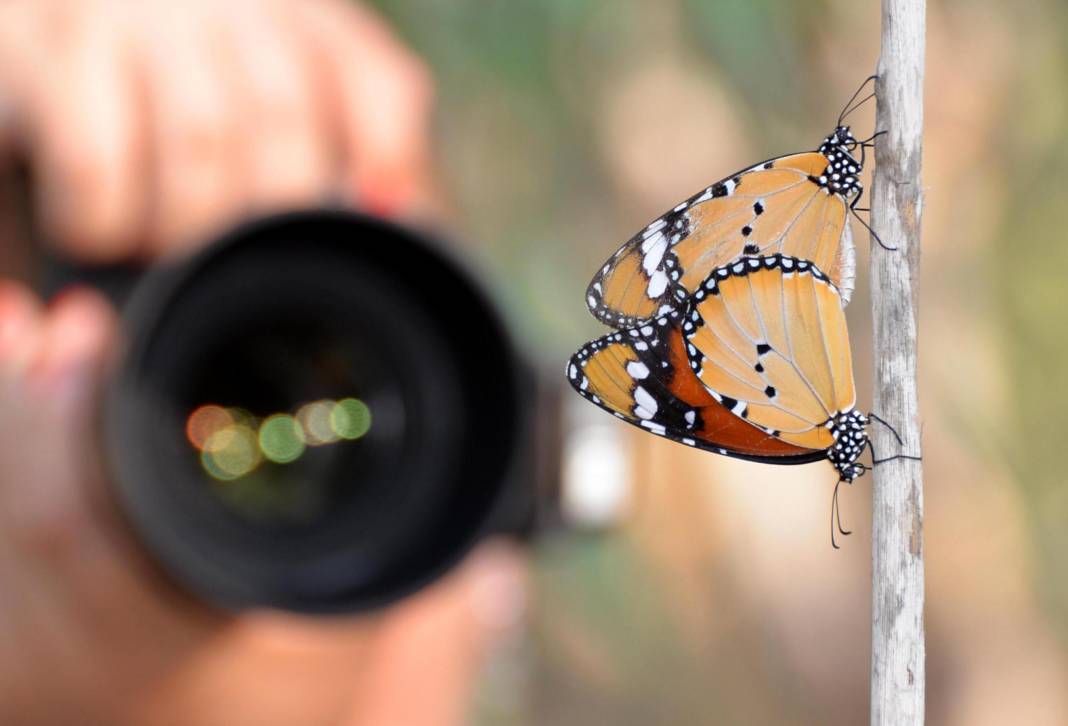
[586,79,882,328]
[570,254,870,482]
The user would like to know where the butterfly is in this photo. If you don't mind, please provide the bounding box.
[585,79,881,329]
[567,254,870,483]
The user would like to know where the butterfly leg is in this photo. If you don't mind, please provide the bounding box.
[858,130,887,147]
[872,453,924,465]
[866,413,922,465]
[850,188,896,251]
[867,439,923,466]
[868,412,903,445]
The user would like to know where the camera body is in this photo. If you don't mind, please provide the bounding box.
[54,210,546,613]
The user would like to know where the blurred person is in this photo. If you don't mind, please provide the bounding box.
[0,1,526,724]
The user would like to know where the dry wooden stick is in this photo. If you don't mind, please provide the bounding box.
[869,0,926,723]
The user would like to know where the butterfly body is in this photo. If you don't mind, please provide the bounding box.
[811,125,864,198]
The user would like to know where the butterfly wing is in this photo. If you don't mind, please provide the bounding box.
[566,312,827,464]
[586,152,855,328]
[682,255,856,452]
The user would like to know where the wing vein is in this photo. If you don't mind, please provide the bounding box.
[789,277,833,420]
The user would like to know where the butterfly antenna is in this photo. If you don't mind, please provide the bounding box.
[837,75,878,126]
[830,477,853,549]
[839,92,876,126]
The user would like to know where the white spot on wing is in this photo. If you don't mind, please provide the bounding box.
[633,386,658,418]
[643,218,667,236]
[640,230,663,252]
[640,420,667,435]
[647,270,669,297]
[626,361,650,380]
[641,235,668,273]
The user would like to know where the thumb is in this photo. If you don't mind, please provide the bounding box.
[32,286,117,417]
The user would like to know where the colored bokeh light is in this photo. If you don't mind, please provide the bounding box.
[201,424,261,480]
[296,400,340,446]
[187,398,372,480]
[331,398,372,440]
[187,405,234,451]
[258,414,306,464]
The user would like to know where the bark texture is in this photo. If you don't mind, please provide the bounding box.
[869,0,926,724]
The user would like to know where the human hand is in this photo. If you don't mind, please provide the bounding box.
[0,0,434,263]
[0,280,527,725]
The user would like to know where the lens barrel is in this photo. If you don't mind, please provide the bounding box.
[104,210,531,613]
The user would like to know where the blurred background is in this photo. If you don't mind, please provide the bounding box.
[363,0,1068,724]
[2,0,1066,724]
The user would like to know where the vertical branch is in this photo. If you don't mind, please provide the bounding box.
[869,0,926,724]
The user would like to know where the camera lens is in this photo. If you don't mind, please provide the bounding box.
[106,211,529,613]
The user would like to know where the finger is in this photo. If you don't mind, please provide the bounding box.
[222,1,331,212]
[293,0,435,215]
[29,287,117,403]
[137,4,246,256]
[0,4,146,263]
[0,280,44,375]
[7,287,116,551]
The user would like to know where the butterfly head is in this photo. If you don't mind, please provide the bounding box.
[827,409,869,482]
[820,126,859,155]
[835,125,858,148]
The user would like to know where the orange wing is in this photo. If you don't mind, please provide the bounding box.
[682,255,856,452]
[586,151,856,328]
[566,311,828,464]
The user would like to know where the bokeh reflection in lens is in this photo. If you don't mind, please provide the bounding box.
[331,398,372,440]
[200,424,261,480]
[186,404,234,451]
[185,398,373,482]
[296,400,340,446]
[258,414,305,464]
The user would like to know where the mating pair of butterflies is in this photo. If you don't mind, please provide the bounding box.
[567,82,886,495]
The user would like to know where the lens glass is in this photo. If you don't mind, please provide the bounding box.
[108,213,523,612]
[179,317,391,527]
